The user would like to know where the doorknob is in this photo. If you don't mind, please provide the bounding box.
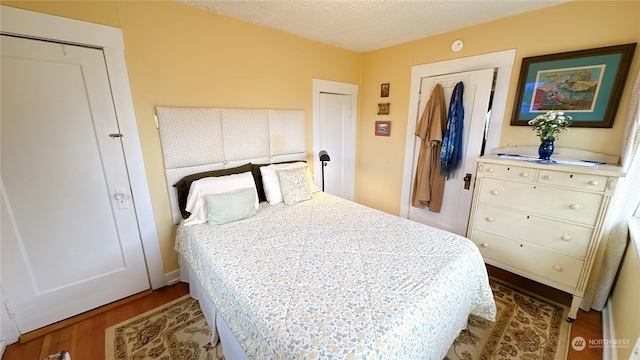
[463,173,472,190]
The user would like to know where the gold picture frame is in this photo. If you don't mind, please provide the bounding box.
[378,103,390,115]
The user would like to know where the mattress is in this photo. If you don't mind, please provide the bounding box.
[175,192,496,359]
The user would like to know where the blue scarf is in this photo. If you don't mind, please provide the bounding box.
[440,82,464,179]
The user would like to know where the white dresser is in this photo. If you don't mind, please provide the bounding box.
[467,156,624,320]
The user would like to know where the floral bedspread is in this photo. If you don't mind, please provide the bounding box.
[176,192,496,359]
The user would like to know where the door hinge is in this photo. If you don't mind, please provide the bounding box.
[4,300,16,320]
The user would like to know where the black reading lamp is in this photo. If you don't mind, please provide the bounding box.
[318,150,330,191]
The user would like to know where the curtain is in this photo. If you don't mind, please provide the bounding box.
[581,69,640,311]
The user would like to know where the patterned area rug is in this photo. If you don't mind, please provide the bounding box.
[445,279,571,360]
[105,280,570,359]
[105,296,223,360]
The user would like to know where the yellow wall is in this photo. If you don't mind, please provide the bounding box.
[358,0,640,215]
[118,1,360,273]
[2,0,361,273]
[1,0,121,27]
[3,0,639,276]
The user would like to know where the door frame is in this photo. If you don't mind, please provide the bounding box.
[1,6,165,290]
[400,50,516,219]
[312,79,358,201]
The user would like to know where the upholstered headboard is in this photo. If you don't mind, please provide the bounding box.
[156,107,306,223]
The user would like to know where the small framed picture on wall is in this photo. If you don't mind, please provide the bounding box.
[381,83,390,97]
[375,121,391,136]
[378,103,390,115]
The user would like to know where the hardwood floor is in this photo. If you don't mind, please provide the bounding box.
[3,283,189,360]
[5,269,602,360]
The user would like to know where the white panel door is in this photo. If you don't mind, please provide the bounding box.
[1,35,149,333]
[408,68,494,235]
[319,93,354,200]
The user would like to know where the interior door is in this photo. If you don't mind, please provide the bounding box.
[1,35,150,333]
[318,93,354,200]
[408,68,495,235]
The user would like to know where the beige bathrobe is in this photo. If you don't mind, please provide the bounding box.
[411,83,446,212]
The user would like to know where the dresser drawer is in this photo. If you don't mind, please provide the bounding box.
[471,230,584,288]
[474,204,592,258]
[538,170,608,192]
[482,163,536,182]
[479,178,603,225]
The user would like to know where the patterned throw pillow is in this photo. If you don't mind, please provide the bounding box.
[277,166,312,205]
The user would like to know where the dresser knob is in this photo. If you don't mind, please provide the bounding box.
[569,204,580,210]
[490,190,499,195]
[485,217,494,222]
[561,235,571,241]
[487,168,494,173]
[543,175,553,180]
[520,173,529,177]
[553,265,563,272]
[481,243,489,248]
[589,181,599,186]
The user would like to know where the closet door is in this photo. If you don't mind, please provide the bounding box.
[318,92,354,199]
[1,35,149,333]
[408,68,495,236]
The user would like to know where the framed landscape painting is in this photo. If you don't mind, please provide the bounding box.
[511,43,636,128]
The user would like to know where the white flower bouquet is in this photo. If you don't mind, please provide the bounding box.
[528,111,573,141]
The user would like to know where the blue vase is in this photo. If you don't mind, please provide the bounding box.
[538,139,555,160]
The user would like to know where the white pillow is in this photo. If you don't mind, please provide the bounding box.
[260,162,309,205]
[183,171,258,226]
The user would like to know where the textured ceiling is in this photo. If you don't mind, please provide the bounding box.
[178,0,567,53]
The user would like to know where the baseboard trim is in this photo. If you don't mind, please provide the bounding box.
[602,299,617,360]
[164,269,181,286]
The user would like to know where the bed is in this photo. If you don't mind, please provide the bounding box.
[157,106,496,359]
